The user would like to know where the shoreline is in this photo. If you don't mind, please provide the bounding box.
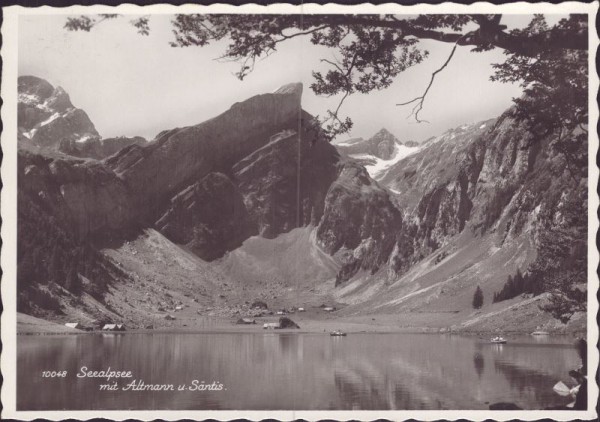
[17,314,585,337]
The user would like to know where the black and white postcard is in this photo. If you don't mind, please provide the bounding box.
[1,2,598,420]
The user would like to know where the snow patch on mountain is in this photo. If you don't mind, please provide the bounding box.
[18,93,41,105]
[76,134,94,143]
[39,112,61,127]
[335,137,364,147]
[350,142,420,180]
[23,128,38,139]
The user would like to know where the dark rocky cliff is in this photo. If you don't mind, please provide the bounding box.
[316,161,403,284]
[155,172,255,261]
[232,119,340,238]
[379,113,586,290]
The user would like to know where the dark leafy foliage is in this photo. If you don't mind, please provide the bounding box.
[491,15,588,179]
[64,13,587,142]
[530,187,587,323]
[491,180,587,323]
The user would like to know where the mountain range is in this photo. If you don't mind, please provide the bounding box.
[16,75,587,333]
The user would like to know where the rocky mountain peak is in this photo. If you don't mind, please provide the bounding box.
[105,82,315,226]
[18,75,55,100]
[371,127,397,142]
[335,127,403,161]
[17,76,152,160]
[47,86,73,113]
[17,75,99,149]
[273,82,303,97]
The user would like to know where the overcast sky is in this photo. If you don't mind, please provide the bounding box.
[19,14,561,142]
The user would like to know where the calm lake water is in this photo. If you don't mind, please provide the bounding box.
[18,332,580,410]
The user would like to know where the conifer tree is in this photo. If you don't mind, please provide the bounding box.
[472,285,484,309]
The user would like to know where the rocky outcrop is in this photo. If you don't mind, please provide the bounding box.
[232,118,339,238]
[18,76,99,149]
[59,136,147,159]
[316,162,403,284]
[154,110,340,259]
[380,111,585,281]
[155,172,255,261]
[375,120,491,267]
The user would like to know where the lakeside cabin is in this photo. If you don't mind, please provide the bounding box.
[263,322,279,330]
[102,324,126,331]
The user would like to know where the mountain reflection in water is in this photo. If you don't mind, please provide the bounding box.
[17,333,579,410]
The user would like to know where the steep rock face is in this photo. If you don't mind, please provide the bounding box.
[59,136,147,159]
[155,173,255,261]
[106,83,305,222]
[316,162,403,284]
[155,110,340,259]
[18,76,99,148]
[381,120,492,211]
[467,116,542,234]
[232,119,339,238]
[379,111,585,284]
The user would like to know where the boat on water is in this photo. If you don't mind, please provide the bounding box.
[490,336,507,344]
[531,331,550,336]
[330,330,347,337]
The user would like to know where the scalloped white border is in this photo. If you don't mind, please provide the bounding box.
[2,2,599,421]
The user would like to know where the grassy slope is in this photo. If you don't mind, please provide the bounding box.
[22,224,584,334]
[17,313,83,334]
[334,229,585,333]
[29,227,342,331]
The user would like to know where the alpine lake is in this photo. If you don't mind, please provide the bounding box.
[18,332,580,410]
